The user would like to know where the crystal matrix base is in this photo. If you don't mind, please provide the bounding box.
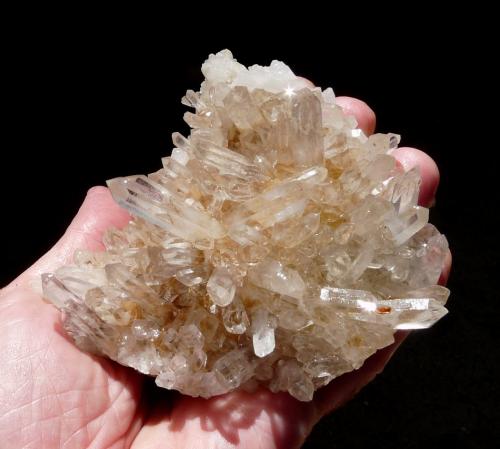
[42,50,450,401]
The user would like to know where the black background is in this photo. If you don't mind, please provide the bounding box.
[2,13,498,448]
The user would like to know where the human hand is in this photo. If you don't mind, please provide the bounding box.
[0,97,452,449]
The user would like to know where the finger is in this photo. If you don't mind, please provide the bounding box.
[439,250,452,286]
[3,187,130,293]
[392,147,440,207]
[336,96,376,135]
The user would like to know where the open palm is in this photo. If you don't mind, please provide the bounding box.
[0,97,451,449]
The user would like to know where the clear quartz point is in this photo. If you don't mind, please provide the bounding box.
[207,267,236,307]
[41,49,450,401]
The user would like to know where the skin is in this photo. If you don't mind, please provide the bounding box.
[0,97,452,449]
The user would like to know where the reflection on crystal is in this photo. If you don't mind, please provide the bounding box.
[207,267,236,307]
[42,50,450,401]
[222,297,250,334]
[252,309,277,358]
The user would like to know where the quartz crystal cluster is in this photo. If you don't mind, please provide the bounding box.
[42,50,450,401]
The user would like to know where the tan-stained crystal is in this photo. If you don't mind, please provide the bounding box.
[41,50,450,401]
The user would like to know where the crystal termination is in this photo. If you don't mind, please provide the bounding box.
[42,50,450,401]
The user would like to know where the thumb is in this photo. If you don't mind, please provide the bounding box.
[2,186,130,295]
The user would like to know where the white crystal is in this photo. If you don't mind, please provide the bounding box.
[248,260,306,300]
[207,267,236,307]
[202,49,310,93]
[252,309,277,358]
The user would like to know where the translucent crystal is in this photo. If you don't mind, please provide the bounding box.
[252,309,277,358]
[288,89,324,167]
[207,267,236,307]
[248,259,306,300]
[270,359,315,401]
[222,297,250,334]
[213,349,254,390]
[41,50,450,402]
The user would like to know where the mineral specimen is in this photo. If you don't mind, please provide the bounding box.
[41,50,450,401]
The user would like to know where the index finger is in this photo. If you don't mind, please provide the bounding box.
[335,96,376,136]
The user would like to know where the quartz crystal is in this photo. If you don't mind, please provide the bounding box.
[41,50,450,401]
